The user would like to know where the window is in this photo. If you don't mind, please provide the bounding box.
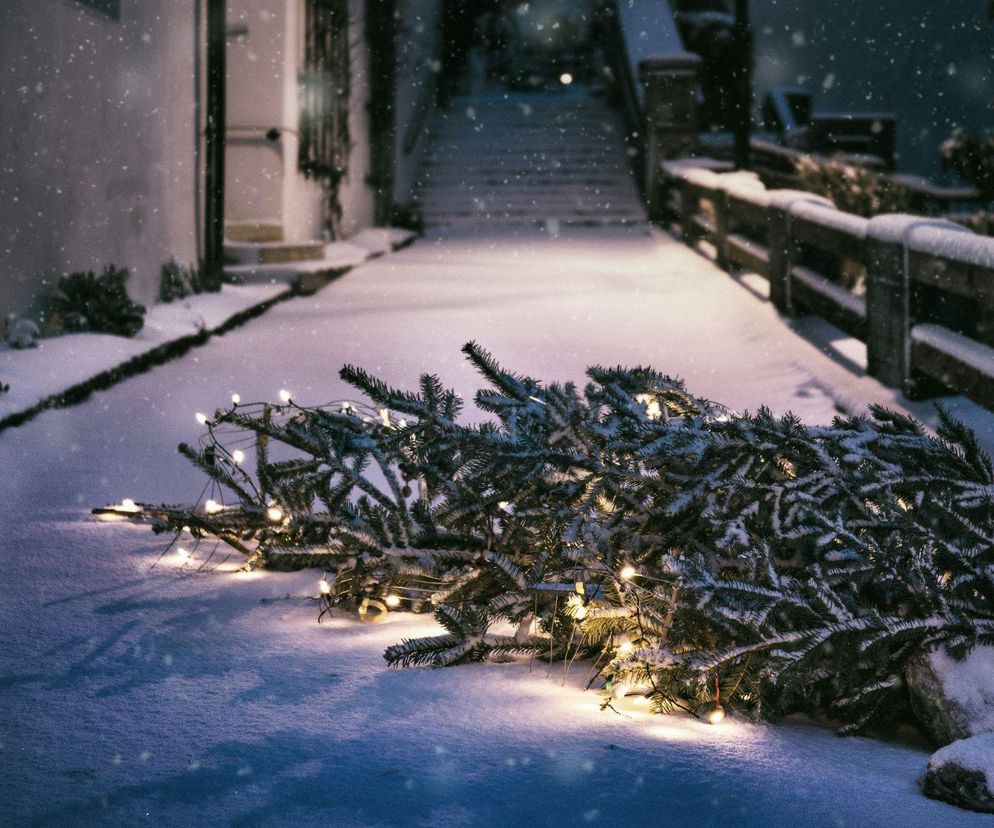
[76,0,121,20]
[298,0,351,186]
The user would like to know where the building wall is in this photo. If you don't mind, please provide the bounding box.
[0,0,200,317]
[226,0,375,242]
[0,0,442,322]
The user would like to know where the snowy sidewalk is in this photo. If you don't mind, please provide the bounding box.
[2,227,992,826]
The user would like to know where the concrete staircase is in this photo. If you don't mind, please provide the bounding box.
[415,87,645,231]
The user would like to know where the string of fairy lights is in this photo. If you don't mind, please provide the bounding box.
[95,389,728,725]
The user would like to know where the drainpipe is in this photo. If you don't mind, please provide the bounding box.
[204,0,226,289]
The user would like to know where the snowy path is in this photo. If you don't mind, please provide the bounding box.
[2,227,992,826]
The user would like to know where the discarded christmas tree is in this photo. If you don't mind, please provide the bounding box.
[130,343,994,736]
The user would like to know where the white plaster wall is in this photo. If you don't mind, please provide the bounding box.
[1,0,199,317]
[335,0,375,239]
[392,0,444,209]
[225,0,288,225]
[227,0,374,242]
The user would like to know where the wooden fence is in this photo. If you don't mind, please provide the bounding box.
[660,161,994,410]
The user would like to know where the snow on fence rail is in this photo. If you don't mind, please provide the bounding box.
[659,161,994,411]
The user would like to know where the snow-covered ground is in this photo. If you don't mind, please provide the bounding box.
[2,226,992,825]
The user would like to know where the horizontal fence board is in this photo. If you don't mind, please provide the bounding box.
[726,233,771,279]
[910,251,994,304]
[912,323,994,409]
[727,194,769,229]
[791,265,867,340]
[790,214,866,262]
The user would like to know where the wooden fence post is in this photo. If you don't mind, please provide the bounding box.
[679,179,696,245]
[864,215,920,392]
[639,54,701,222]
[766,191,829,313]
[713,187,730,271]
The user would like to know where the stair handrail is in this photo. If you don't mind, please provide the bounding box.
[596,0,646,196]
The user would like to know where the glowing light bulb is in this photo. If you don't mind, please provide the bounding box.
[279,389,291,404]
[560,72,573,85]
[231,393,241,405]
[620,565,637,580]
[617,640,634,655]
[232,449,245,464]
[195,412,208,425]
[319,579,331,595]
[707,705,726,725]
[267,505,284,522]
[204,499,222,514]
[385,594,401,608]
[399,419,407,428]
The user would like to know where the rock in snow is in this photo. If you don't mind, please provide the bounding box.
[921,733,994,814]
[4,314,40,349]
[907,646,994,746]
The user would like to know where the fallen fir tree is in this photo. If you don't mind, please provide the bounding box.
[131,343,994,738]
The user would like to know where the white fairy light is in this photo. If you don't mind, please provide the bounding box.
[267,505,284,522]
[232,449,245,464]
[617,640,634,655]
[384,594,401,608]
[318,579,331,595]
[560,73,573,85]
[204,499,223,514]
[119,498,139,513]
[195,412,208,425]
[707,705,726,725]
[279,389,292,404]
[231,393,241,405]
[620,565,637,580]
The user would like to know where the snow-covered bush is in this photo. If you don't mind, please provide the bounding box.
[160,258,210,303]
[137,344,994,736]
[51,265,146,337]
[948,211,994,238]
[794,156,909,218]
[941,130,994,201]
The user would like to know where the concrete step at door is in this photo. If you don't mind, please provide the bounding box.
[224,240,326,265]
[225,222,284,243]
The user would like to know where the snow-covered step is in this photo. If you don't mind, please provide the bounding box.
[225,221,284,243]
[223,240,326,266]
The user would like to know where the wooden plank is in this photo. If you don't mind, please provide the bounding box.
[790,213,866,262]
[910,251,994,305]
[911,323,994,409]
[726,233,771,278]
[691,215,717,244]
[790,265,867,341]
[726,193,768,229]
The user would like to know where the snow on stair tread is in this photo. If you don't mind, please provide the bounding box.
[416,86,644,229]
